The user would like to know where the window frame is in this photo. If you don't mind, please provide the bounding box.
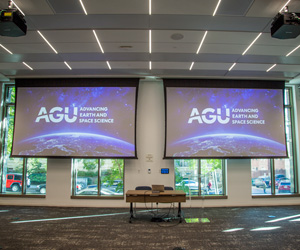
[71,158,124,200]
[252,86,299,198]
[0,84,46,197]
[174,159,227,199]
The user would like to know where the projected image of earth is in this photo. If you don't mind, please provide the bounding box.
[15,133,135,157]
[170,133,286,157]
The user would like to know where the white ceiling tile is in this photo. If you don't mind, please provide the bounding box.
[152,0,219,15]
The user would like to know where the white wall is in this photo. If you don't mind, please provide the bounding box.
[1,80,300,208]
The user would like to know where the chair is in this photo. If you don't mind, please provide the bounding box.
[164,186,174,190]
[135,186,152,190]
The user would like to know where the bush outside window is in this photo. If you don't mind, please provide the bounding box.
[73,158,124,197]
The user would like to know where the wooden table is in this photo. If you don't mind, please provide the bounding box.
[126,190,186,223]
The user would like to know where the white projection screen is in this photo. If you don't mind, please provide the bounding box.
[11,78,139,158]
[164,79,288,159]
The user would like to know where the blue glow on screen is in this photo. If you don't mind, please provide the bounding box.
[12,86,137,157]
[165,87,287,158]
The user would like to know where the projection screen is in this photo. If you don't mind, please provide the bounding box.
[11,78,139,158]
[164,79,288,159]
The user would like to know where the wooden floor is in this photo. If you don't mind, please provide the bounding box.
[0,205,300,249]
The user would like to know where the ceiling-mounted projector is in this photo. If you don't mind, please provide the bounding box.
[0,9,27,37]
[271,12,300,39]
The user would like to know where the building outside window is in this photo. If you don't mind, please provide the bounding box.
[175,159,225,197]
[72,158,124,197]
[0,85,47,195]
[251,87,297,196]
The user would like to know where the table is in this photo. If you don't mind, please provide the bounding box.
[126,190,186,223]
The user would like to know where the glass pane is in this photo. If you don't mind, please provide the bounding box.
[2,158,24,194]
[100,159,124,196]
[251,159,271,195]
[175,159,199,196]
[201,159,223,195]
[27,158,47,195]
[274,158,294,194]
[74,159,98,196]
[6,87,15,103]
[284,88,290,106]
[1,105,24,194]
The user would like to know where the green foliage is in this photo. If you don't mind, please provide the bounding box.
[27,158,47,184]
[101,159,124,192]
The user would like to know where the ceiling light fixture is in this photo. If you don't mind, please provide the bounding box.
[228,62,236,71]
[149,61,152,70]
[213,0,222,16]
[189,62,194,70]
[266,64,277,72]
[11,0,25,16]
[0,44,13,54]
[242,33,262,55]
[79,0,88,15]
[286,44,300,56]
[279,0,291,13]
[149,0,152,15]
[196,31,208,54]
[22,62,33,70]
[106,61,111,70]
[37,30,58,54]
[64,61,72,70]
[93,30,104,53]
[149,30,152,53]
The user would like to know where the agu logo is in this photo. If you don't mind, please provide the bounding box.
[35,107,78,123]
[188,108,230,124]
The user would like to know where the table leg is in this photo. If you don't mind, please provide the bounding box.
[129,202,134,223]
[178,202,182,222]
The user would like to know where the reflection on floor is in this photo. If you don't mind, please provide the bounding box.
[0,205,300,249]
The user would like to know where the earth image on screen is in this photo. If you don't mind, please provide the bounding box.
[170,133,286,157]
[15,132,135,157]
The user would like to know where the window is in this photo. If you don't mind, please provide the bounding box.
[0,85,47,195]
[251,87,297,196]
[175,159,226,197]
[72,159,124,197]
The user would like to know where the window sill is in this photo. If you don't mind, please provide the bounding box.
[0,194,46,198]
[71,195,124,200]
[191,195,228,200]
[252,194,300,198]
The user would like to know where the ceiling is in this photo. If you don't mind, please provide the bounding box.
[0,0,300,83]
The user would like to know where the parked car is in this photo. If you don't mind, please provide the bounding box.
[77,187,118,196]
[278,181,291,193]
[176,180,198,190]
[275,177,289,188]
[36,184,46,194]
[6,173,30,192]
[254,176,271,188]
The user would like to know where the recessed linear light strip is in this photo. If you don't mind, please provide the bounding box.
[266,64,277,72]
[213,0,222,16]
[149,0,151,15]
[196,31,208,54]
[149,30,152,54]
[64,61,72,70]
[149,61,152,70]
[242,33,262,55]
[37,30,58,54]
[228,62,236,71]
[0,44,13,54]
[11,0,25,16]
[106,61,111,70]
[189,62,194,70]
[279,0,291,13]
[286,44,300,57]
[79,0,88,15]
[22,62,33,70]
[93,30,104,53]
